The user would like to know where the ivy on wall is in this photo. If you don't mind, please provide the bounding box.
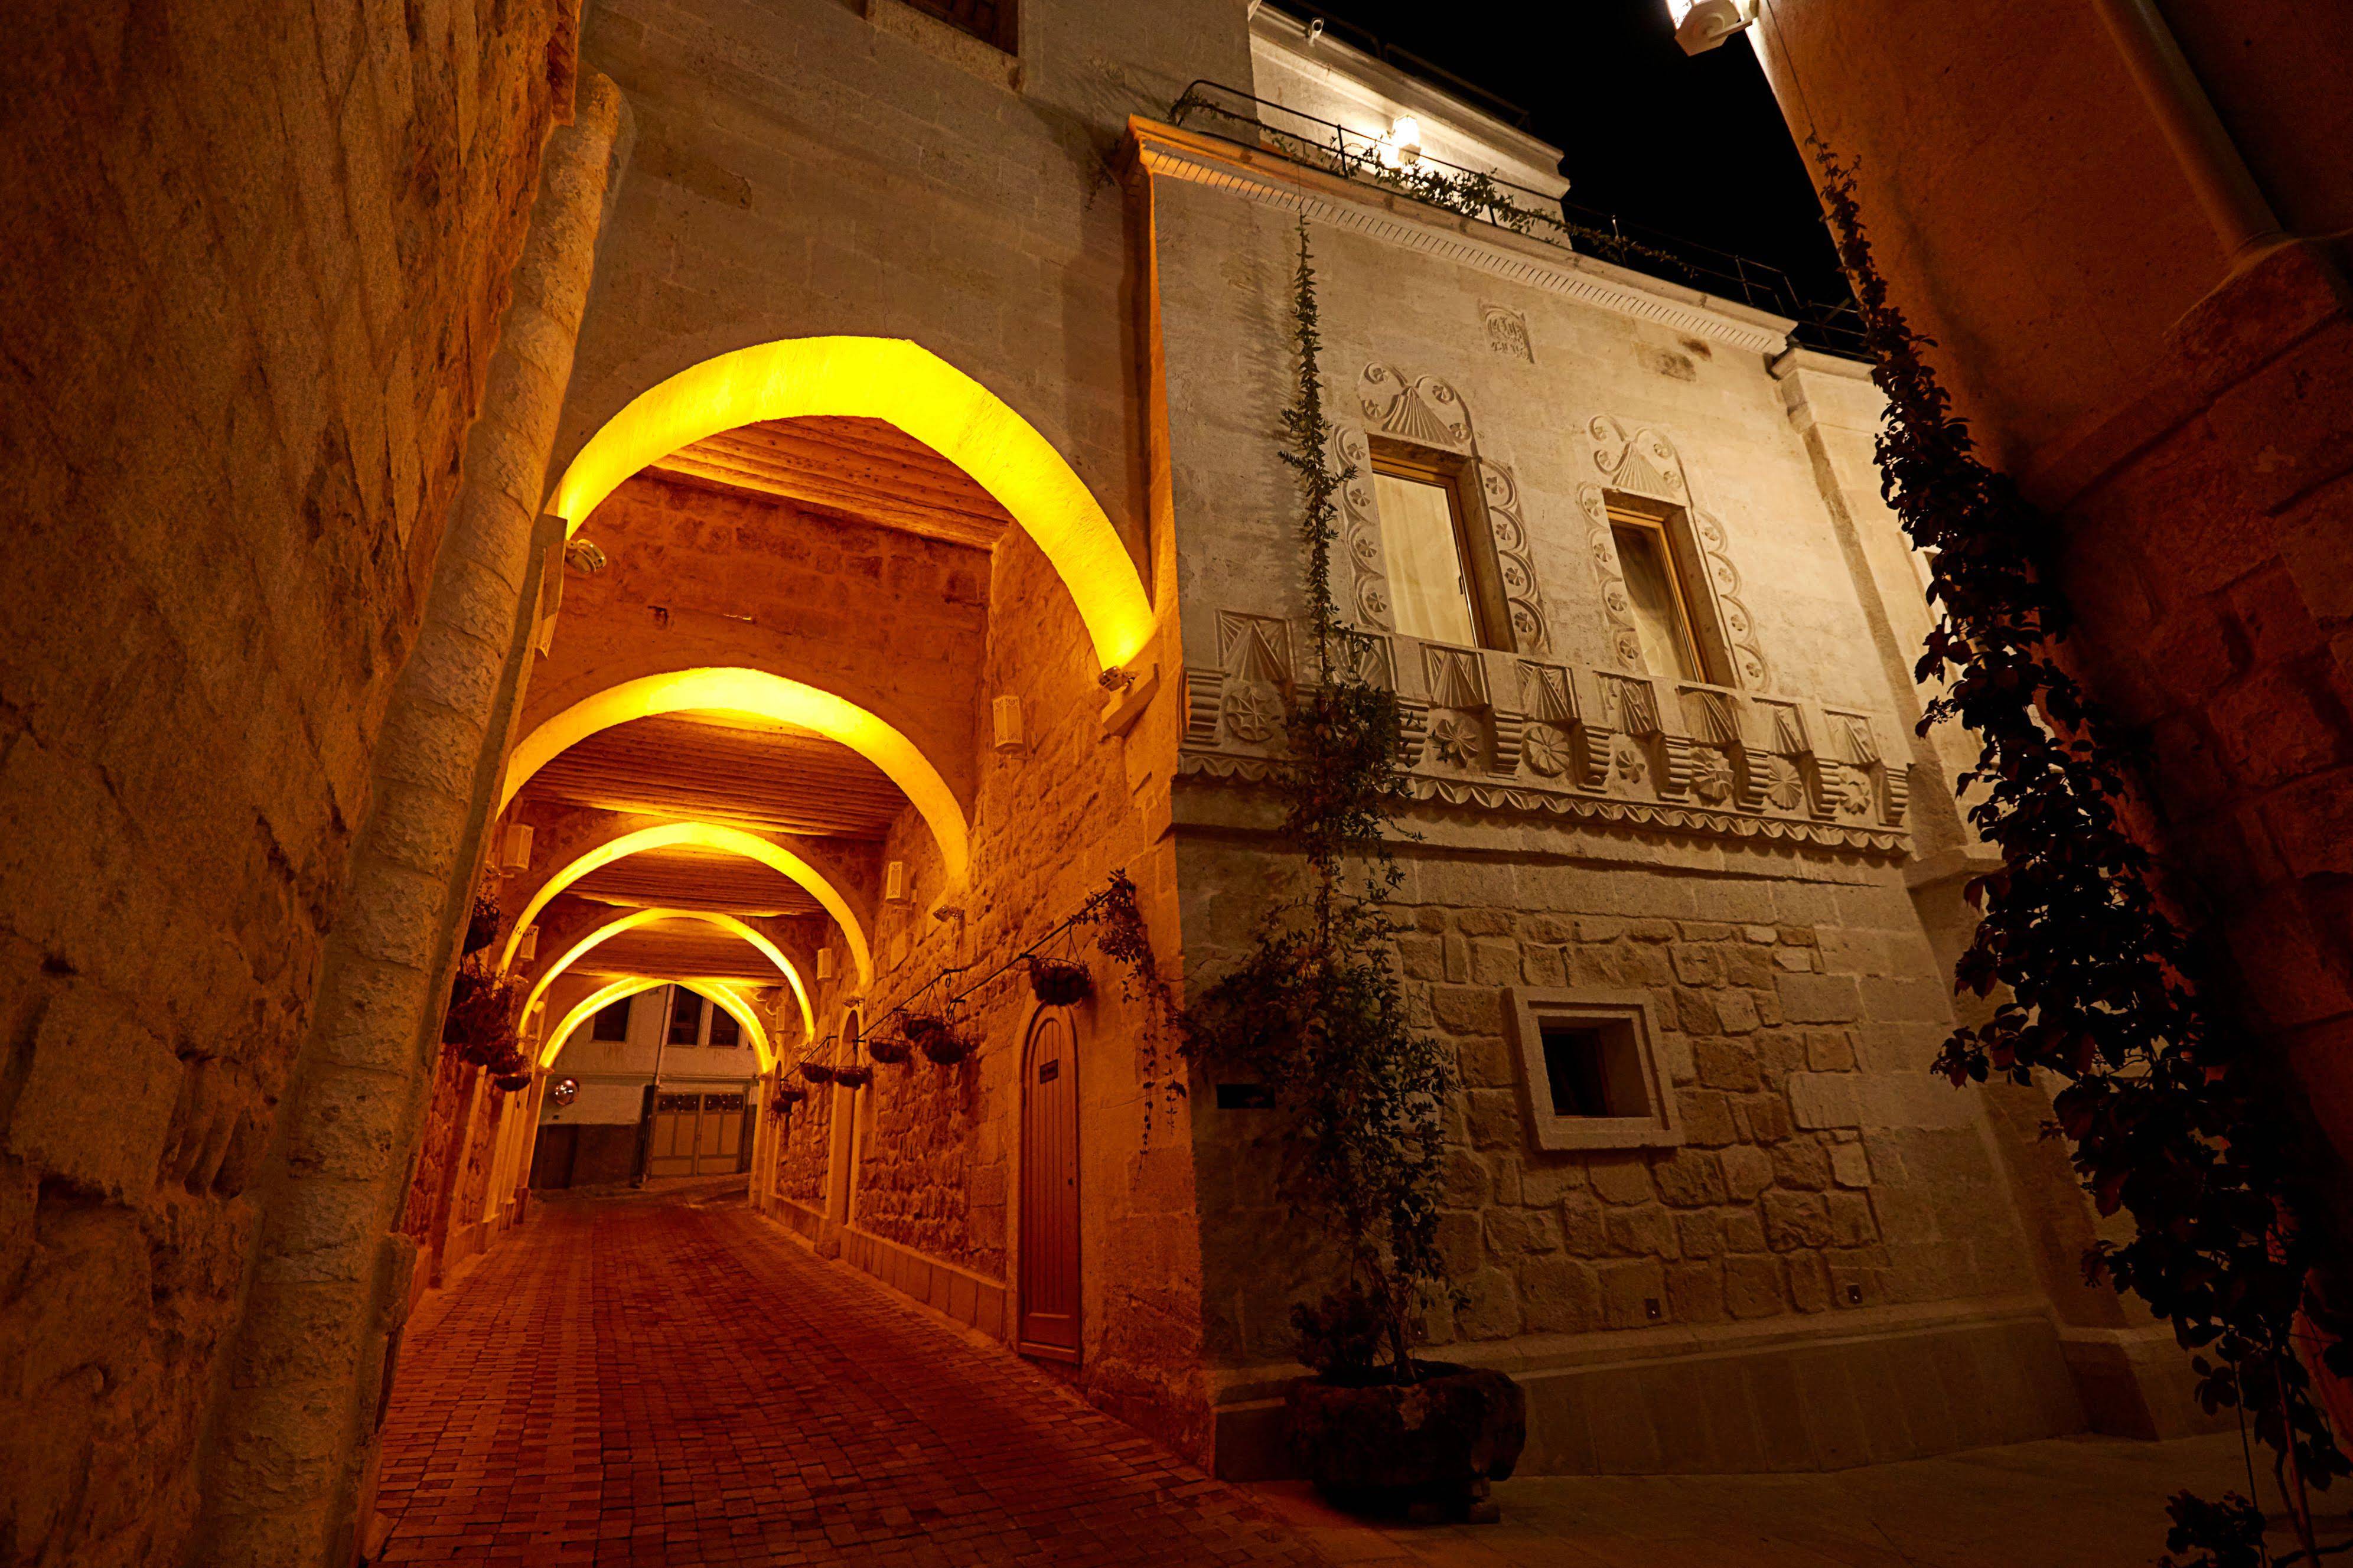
[1177,219,1457,1379]
[1813,146,2348,1565]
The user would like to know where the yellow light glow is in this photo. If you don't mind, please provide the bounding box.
[540,975,774,1073]
[523,907,812,1057]
[550,336,1155,669]
[499,821,873,985]
[501,667,970,886]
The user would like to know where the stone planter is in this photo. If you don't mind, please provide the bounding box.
[1285,1362,1525,1523]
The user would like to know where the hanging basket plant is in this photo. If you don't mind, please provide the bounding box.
[492,1071,533,1094]
[831,1062,874,1090]
[901,1013,950,1049]
[444,954,520,1052]
[1026,955,1094,1007]
[920,1027,975,1067]
[865,1032,913,1065]
[798,1060,836,1086]
[461,892,503,957]
[768,1083,807,1117]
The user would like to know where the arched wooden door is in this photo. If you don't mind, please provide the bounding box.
[1018,1009,1080,1360]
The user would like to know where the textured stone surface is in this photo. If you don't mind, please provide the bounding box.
[0,2,572,1561]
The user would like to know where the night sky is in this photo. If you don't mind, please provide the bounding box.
[1264,1,1849,311]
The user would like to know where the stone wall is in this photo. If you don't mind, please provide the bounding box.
[773,1078,832,1207]
[0,3,573,1562]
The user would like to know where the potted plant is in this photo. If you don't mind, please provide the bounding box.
[866,1032,912,1065]
[901,1013,949,1049]
[768,1083,807,1114]
[444,953,519,1052]
[1026,955,1093,1006]
[1182,221,1520,1522]
[798,1059,835,1087]
[832,1062,874,1090]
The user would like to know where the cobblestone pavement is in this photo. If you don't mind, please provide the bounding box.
[375,1189,1332,1566]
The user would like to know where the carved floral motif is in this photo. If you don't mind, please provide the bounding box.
[1763,756,1806,811]
[1523,723,1571,778]
[1692,747,1737,805]
[1222,686,1281,744]
[1430,715,1482,770]
[1482,304,1533,363]
[1583,416,1770,689]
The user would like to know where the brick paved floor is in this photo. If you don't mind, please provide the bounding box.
[375,1188,1332,1566]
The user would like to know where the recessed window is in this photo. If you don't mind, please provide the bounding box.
[1609,502,1724,684]
[707,1006,741,1048]
[591,997,633,1042]
[1370,446,1509,651]
[1507,988,1681,1152]
[903,0,1015,52]
[667,989,703,1046]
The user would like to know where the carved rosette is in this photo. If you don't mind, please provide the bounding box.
[1482,303,1533,363]
[1213,611,1293,754]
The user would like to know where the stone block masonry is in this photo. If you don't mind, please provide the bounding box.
[0,4,578,1564]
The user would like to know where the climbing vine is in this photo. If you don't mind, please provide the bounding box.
[1178,219,1456,1380]
[1814,146,2348,1564]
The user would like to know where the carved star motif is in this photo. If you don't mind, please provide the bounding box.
[1693,747,1737,805]
[1221,685,1280,744]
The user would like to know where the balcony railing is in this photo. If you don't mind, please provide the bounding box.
[1165,81,1866,357]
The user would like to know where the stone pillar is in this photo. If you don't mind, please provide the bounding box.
[192,74,625,1568]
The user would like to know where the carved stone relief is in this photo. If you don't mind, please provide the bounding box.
[1481,304,1533,363]
[1475,459,1552,654]
[1358,364,1473,450]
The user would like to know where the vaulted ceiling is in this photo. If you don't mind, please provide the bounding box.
[647,415,1014,550]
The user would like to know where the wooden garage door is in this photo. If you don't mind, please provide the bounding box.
[1018,1011,1079,1359]
[647,1092,702,1178]
[696,1091,745,1175]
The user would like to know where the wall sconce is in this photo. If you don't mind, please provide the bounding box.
[516,926,539,964]
[884,860,910,902]
[816,948,835,981]
[992,694,1025,753]
[501,822,534,871]
[1375,115,1423,170]
[1667,0,1754,54]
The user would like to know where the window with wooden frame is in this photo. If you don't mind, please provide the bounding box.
[901,0,1016,53]
[1607,500,1728,684]
[666,987,704,1047]
[1368,444,1512,651]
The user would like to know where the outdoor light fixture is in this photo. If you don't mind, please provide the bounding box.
[885,860,910,903]
[1376,115,1424,169]
[1667,0,1754,54]
[992,693,1025,752]
[816,948,835,981]
[501,822,534,871]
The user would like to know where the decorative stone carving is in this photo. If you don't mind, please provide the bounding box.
[1578,485,1644,672]
[1221,686,1282,744]
[1475,459,1551,653]
[1583,416,1770,689]
[1430,713,1482,771]
[1358,364,1473,450]
[1330,425,1392,631]
[1482,303,1533,363]
[1522,723,1572,778]
[1177,609,1912,856]
[1692,746,1738,805]
[1182,666,1224,745]
[1423,644,1488,711]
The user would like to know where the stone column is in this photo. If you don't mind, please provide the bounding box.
[192,74,625,1568]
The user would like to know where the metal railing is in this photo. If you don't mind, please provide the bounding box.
[1165,80,1868,357]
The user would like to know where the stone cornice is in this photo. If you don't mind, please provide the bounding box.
[1126,117,1795,357]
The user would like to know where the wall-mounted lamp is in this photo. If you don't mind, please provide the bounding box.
[1376,115,1424,171]
[516,926,539,964]
[816,948,835,981]
[1667,0,1755,54]
[501,822,535,871]
[992,694,1025,753]
[884,860,910,903]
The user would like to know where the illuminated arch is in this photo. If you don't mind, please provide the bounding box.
[540,976,774,1073]
[501,668,969,887]
[524,907,812,1049]
[499,821,872,985]
[550,336,1155,670]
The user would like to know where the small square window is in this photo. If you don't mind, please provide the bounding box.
[1506,988,1681,1152]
